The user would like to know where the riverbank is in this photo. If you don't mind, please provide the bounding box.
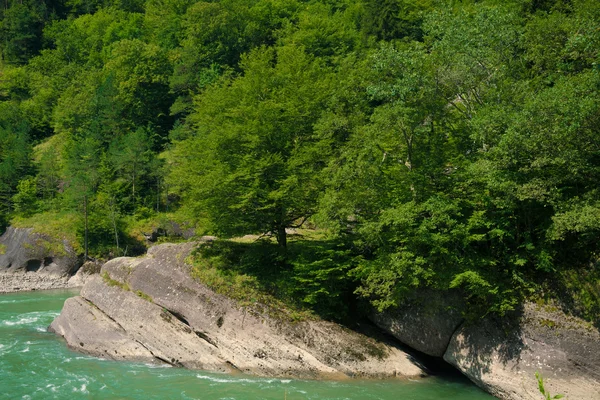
[1,289,494,400]
[0,260,99,293]
[51,242,428,380]
[0,272,76,293]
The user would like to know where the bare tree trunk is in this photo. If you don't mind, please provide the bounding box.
[110,197,119,254]
[132,170,136,201]
[156,176,160,212]
[84,194,88,260]
[165,183,169,212]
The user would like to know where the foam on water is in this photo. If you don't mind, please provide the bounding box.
[0,340,19,354]
[3,315,40,326]
[2,311,59,327]
[195,374,293,385]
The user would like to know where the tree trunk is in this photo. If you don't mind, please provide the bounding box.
[156,177,160,212]
[276,225,287,249]
[132,170,136,201]
[84,194,88,260]
[110,197,119,254]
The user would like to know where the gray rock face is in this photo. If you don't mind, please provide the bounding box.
[0,226,81,276]
[369,291,464,357]
[50,242,426,379]
[373,294,600,400]
[48,296,155,363]
[67,261,102,288]
[444,304,600,400]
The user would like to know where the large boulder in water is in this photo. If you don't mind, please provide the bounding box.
[50,242,426,379]
[0,226,81,276]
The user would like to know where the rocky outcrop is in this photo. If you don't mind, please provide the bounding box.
[372,295,600,400]
[0,261,100,293]
[370,291,464,357]
[142,221,196,243]
[50,242,426,379]
[0,226,81,276]
[67,261,102,288]
[444,304,600,400]
[0,226,84,293]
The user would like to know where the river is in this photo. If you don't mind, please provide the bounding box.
[0,289,495,399]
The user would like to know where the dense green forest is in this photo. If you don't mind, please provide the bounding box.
[0,0,598,321]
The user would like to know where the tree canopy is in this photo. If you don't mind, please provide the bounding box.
[0,0,598,320]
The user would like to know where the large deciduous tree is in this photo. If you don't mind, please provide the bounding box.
[168,44,334,248]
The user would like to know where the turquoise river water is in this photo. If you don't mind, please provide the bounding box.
[0,289,495,400]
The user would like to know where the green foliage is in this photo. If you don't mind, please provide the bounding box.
[0,112,32,223]
[11,210,82,254]
[168,43,336,247]
[362,0,433,41]
[101,271,130,291]
[108,127,158,210]
[0,0,58,64]
[0,0,598,322]
[556,267,600,327]
[536,371,564,400]
[190,240,312,322]
[12,177,38,217]
[190,232,357,321]
[104,39,173,140]
[135,290,153,302]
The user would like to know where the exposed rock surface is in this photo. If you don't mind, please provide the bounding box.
[0,226,81,277]
[67,261,102,288]
[0,261,100,293]
[142,221,196,243]
[370,291,464,357]
[373,295,600,400]
[50,242,426,379]
[444,304,600,400]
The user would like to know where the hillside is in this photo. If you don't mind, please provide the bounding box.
[0,0,598,330]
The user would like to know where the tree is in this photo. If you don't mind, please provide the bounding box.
[104,39,174,146]
[168,45,334,248]
[0,1,48,64]
[362,0,433,41]
[108,127,156,211]
[0,106,32,223]
[12,176,38,217]
[64,135,102,260]
[170,0,299,114]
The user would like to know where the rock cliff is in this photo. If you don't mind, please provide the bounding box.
[0,226,81,276]
[444,303,600,400]
[372,295,600,400]
[0,226,83,293]
[50,242,426,379]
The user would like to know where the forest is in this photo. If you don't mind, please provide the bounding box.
[0,0,598,322]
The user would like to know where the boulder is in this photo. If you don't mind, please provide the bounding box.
[0,226,81,276]
[67,261,102,287]
[48,296,155,362]
[50,242,426,379]
[369,290,464,357]
[142,221,195,243]
[444,303,600,400]
[373,291,600,399]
